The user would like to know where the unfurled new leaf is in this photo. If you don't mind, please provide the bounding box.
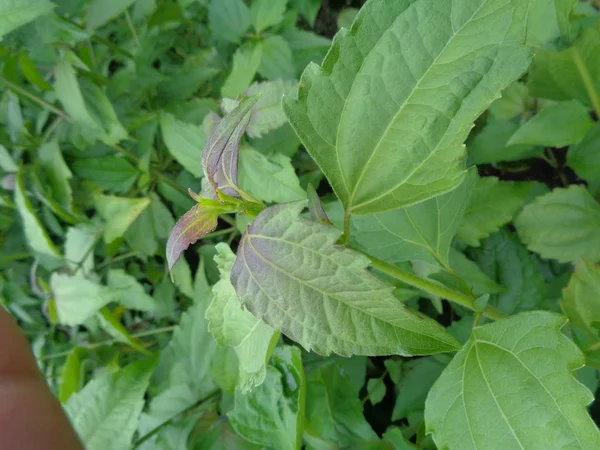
[515,185,600,262]
[202,96,258,197]
[284,0,533,215]
[166,203,220,271]
[425,312,600,450]
[206,243,279,391]
[231,202,460,357]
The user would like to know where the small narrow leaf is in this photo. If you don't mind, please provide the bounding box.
[231,202,460,357]
[202,96,258,197]
[166,203,220,272]
[515,185,600,262]
[425,312,600,450]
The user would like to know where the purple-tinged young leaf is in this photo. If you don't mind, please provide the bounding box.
[166,204,220,272]
[306,184,332,225]
[202,96,259,197]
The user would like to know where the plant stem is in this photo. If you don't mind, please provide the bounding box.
[342,209,351,244]
[0,76,71,122]
[364,252,506,321]
[39,325,177,360]
[572,47,600,119]
[132,389,220,448]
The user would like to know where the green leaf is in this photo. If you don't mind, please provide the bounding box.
[526,0,576,49]
[188,411,261,449]
[66,356,157,450]
[14,169,62,261]
[0,144,17,172]
[160,113,206,178]
[72,156,138,193]
[290,0,320,26]
[0,0,54,40]
[221,42,263,99]
[515,185,600,263]
[282,28,331,73]
[284,0,532,215]
[467,118,538,166]
[562,261,600,351]
[366,378,386,406]
[238,148,305,204]
[489,81,529,120]
[337,8,359,30]
[392,357,446,421]
[251,0,286,33]
[222,80,298,139]
[107,269,156,311]
[304,360,377,446]
[425,312,600,450]
[59,347,87,403]
[86,0,136,30]
[96,307,150,354]
[208,0,251,43]
[80,79,128,145]
[229,346,305,450]
[527,23,600,108]
[94,194,151,244]
[457,176,537,247]
[352,169,476,269]
[205,243,279,392]
[474,229,546,315]
[37,141,73,210]
[449,248,505,297]
[258,35,295,80]
[65,224,99,277]
[51,274,112,326]
[567,125,600,185]
[19,50,52,91]
[507,100,593,148]
[231,202,460,357]
[166,203,220,272]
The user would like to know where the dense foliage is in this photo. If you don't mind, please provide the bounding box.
[2,0,600,449]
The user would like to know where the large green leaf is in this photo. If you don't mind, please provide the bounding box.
[66,356,157,450]
[229,346,305,450]
[14,169,62,261]
[205,243,279,392]
[304,360,378,446]
[457,176,538,247]
[351,169,476,269]
[284,0,532,215]
[0,0,54,40]
[515,185,600,263]
[425,312,600,450]
[231,202,460,357]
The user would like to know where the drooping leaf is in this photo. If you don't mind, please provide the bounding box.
[238,148,305,204]
[231,202,460,357]
[222,80,298,139]
[208,0,251,43]
[202,96,258,197]
[507,100,593,148]
[221,42,263,99]
[250,0,286,33]
[474,229,546,315]
[14,169,62,261]
[205,243,279,392]
[229,346,305,450]
[304,360,378,446]
[515,185,600,263]
[165,203,220,272]
[284,0,533,215]
[258,35,295,80]
[0,0,54,40]
[425,312,600,450]
[51,274,112,326]
[94,194,150,244]
[457,176,538,247]
[160,113,206,178]
[527,23,600,108]
[66,356,157,450]
[107,269,156,311]
[352,169,476,269]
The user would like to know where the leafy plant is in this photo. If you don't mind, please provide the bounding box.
[2,0,600,449]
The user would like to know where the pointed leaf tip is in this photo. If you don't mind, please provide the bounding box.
[202,95,259,197]
[166,204,220,272]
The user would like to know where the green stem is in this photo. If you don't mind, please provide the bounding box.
[203,227,236,240]
[0,76,71,122]
[39,325,177,360]
[364,252,506,321]
[342,209,351,244]
[572,47,600,119]
[132,389,220,448]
